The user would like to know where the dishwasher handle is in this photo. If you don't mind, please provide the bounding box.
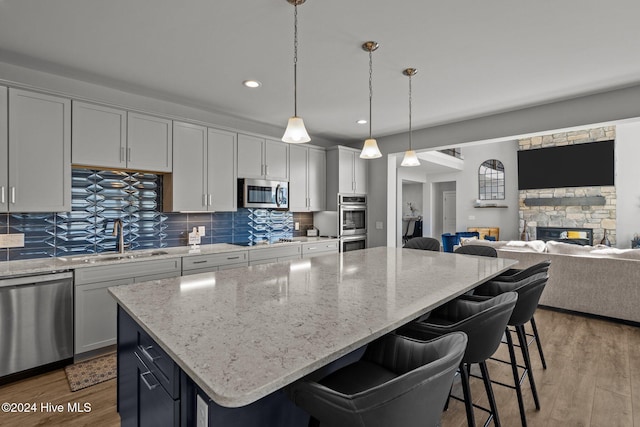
[0,272,73,289]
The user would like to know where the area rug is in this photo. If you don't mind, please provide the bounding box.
[65,352,117,392]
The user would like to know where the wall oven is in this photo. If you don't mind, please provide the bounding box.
[238,178,289,210]
[340,235,367,252]
[338,194,366,236]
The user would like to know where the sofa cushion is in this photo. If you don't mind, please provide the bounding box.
[503,240,547,253]
[589,248,640,260]
[546,241,611,256]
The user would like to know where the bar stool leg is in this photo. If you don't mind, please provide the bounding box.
[506,328,528,427]
[529,316,547,369]
[517,325,540,410]
[479,361,501,427]
[459,362,476,427]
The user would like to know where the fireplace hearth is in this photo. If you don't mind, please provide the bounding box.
[536,226,593,246]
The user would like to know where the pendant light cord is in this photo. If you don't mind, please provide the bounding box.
[293,4,298,116]
[408,73,413,150]
[368,48,373,139]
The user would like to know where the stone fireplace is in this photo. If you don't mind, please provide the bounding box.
[518,126,616,246]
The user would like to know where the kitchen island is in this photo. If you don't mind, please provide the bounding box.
[109,247,517,426]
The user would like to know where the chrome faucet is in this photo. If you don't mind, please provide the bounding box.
[112,219,126,254]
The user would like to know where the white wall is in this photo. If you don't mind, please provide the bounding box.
[431,181,456,239]
[614,122,640,248]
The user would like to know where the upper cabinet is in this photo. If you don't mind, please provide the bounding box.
[326,146,367,210]
[169,122,236,212]
[237,134,288,181]
[289,145,326,212]
[126,112,172,172]
[4,88,71,212]
[72,102,172,172]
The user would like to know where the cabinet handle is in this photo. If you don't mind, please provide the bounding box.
[264,164,268,176]
[120,147,125,162]
[139,345,162,362]
[127,147,131,162]
[140,371,159,391]
[1,186,4,204]
[192,260,208,264]
[308,247,316,250]
[10,187,15,204]
[208,194,213,206]
[226,256,240,260]
[202,194,207,207]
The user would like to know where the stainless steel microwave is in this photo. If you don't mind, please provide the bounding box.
[238,178,289,210]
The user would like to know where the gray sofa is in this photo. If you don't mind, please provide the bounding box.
[464,239,640,323]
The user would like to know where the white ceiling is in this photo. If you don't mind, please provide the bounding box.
[1,0,640,143]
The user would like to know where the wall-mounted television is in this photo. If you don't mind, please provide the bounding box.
[517,140,615,190]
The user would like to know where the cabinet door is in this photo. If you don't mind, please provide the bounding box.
[307,148,326,211]
[0,86,7,212]
[353,154,367,194]
[237,134,264,179]
[208,128,237,211]
[264,139,288,181]
[288,145,308,211]
[135,354,180,427]
[8,89,71,212]
[127,112,173,172]
[72,101,126,168]
[75,277,133,355]
[172,121,207,211]
[338,149,355,194]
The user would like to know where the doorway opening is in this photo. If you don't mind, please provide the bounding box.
[432,182,456,239]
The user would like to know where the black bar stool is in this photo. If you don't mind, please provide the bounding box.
[403,237,441,251]
[398,292,518,427]
[454,245,498,257]
[287,332,467,427]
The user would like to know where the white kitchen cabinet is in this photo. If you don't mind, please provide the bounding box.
[72,101,127,168]
[5,88,71,212]
[248,244,301,266]
[74,258,181,356]
[237,134,288,181]
[127,112,173,172]
[326,146,368,210]
[301,240,339,258]
[0,86,6,212]
[289,145,326,212]
[182,250,248,275]
[170,123,236,212]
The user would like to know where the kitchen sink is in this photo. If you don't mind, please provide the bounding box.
[58,250,169,264]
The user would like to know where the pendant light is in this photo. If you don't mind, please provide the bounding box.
[360,41,382,159]
[282,0,311,143]
[401,68,420,167]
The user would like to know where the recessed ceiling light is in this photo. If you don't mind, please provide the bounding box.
[243,80,261,88]
[356,119,367,124]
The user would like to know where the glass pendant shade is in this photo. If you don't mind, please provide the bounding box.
[282,116,310,143]
[401,149,420,166]
[360,138,382,159]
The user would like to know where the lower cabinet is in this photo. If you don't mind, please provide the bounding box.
[118,307,182,427]
[182,251,248,276]
[74,258,181,357]
[301,240,339,258]
[248,245,301,266]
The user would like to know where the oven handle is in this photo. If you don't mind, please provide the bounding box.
[340,235,367,242]
[275,184,282,207]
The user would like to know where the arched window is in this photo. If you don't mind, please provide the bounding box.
[478,159,505,200]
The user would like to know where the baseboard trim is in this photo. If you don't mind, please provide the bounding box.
[539,305,640,328]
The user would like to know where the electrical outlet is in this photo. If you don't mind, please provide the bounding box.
[375,221,383,230]
[468,215,475,221]
[0,233,25,248]
[294,222,300,231]
[196,394,208,427]
[198,226,206,236]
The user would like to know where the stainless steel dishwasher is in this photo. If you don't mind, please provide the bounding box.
[0,271,73,378]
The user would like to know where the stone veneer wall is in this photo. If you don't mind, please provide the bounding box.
[518,126,617,246]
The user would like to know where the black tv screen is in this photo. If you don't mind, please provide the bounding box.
[517,140,615,190]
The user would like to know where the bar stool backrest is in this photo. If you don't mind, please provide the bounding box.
[403,237,441,251]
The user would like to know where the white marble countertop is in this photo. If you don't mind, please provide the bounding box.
[109,247,518,408]
[0,237,340,277]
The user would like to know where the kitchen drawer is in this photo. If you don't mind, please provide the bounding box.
[75,258,181,285]
[136,328,180,399]
[182,251,248,273]
[249,245,301,262]
[302,241,339,258]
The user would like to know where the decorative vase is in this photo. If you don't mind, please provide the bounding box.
[600,229,611,247]
[520,221,529,241]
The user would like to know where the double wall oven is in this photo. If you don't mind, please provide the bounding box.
[338,194,366,252]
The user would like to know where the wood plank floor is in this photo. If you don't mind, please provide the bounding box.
[0,307,638,427]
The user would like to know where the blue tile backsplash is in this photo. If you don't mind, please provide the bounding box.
[0,168,305,262]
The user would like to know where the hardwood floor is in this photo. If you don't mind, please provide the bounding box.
[0,308,637,427]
